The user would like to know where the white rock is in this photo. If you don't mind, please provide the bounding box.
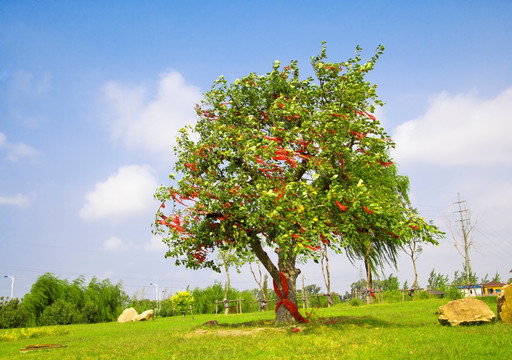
[117,307,138,323]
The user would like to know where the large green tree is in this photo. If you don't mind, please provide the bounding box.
[154,44,443,323]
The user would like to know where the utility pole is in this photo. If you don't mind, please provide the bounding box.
[453,193,474,291]
[3,275,14,299]
[150,282,159,310]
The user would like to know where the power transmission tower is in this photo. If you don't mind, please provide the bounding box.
[358,265,365,281]
[453,193,475,289]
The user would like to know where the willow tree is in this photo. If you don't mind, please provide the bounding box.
[154,44,442,323]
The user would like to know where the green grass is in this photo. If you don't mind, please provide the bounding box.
[1,298,510,359]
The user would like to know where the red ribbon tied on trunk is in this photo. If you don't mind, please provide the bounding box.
[273,272,309,323]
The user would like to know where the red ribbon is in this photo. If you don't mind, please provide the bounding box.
[273,272,309,323]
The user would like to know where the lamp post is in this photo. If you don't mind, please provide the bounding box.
[3,275,14,299]
[150,282,159,309]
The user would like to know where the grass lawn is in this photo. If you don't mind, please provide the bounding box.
[1,298,510,359]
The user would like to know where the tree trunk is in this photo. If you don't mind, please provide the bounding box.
[465,259,471,294]
[223,257,230,316]
[320,243,331,307]
[250,238,301,324]
[365,244,373,305]
[411,253,418,290]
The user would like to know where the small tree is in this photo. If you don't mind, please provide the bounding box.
[402,280,409,291]
[304,284,322,295]
[380,273,400,292]
[404,234,423,289]
[217,249,243,315]
[452,266,478,285]
[40,299,83,326]
[0,298,29,329]
[249,260,269,310]
[492,271,502,283]
[171,291,194,318]
[154,44,443,323]
[427,269,449,291]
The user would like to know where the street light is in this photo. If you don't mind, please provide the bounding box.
[3,275,14,299]
[149,282,159,309]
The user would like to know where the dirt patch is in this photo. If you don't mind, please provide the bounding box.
[186,327,286,338]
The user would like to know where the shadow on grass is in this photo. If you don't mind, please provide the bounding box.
[199,319,275,329]
[198,315,392,330]
[318,315,392,327]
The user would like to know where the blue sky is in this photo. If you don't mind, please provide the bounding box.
[1,1,511,300]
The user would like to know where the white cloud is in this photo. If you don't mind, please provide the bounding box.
[0,132,38,162]
[144,235,168,252]
[79,165,159,221]
[393,87,512,166]
[0,193,30,207]
[102,71,202,157]
[102,236,132,252]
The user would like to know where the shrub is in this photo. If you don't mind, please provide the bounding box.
[349,298,362,306]
[40,299,83,325]
[81,301,100,324]
[171,291,194,313]
[158,298,174,317]
[382,290,403,303]
[0,298,29,329]
[418,291,432,300]
[446,286,464,300]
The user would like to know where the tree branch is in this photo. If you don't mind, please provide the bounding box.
[249,236,279,282]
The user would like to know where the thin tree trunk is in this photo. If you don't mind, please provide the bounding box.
[224,264,230,315]
[219,251,231,316]
[365,244,373,305]
[249,261,267,310]
[465,259,471,294]
[411,253,418,290]
[320,243,331,307]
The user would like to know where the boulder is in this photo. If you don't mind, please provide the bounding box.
[117,307,138,323]
[497,284,512,324]
[134,309,154,321]
[436,298,496,326]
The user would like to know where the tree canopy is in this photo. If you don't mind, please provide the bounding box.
[154,44,443,323]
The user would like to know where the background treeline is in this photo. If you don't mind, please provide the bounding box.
[0,274,337,329]
[2,268,509,329]
[128,282,261,316]
[348,267,509,304]
[0,273,127,328]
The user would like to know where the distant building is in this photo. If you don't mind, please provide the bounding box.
[481,281,505,295]
[456,284,482,297]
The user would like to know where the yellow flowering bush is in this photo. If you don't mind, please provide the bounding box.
[0,326,69,341]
